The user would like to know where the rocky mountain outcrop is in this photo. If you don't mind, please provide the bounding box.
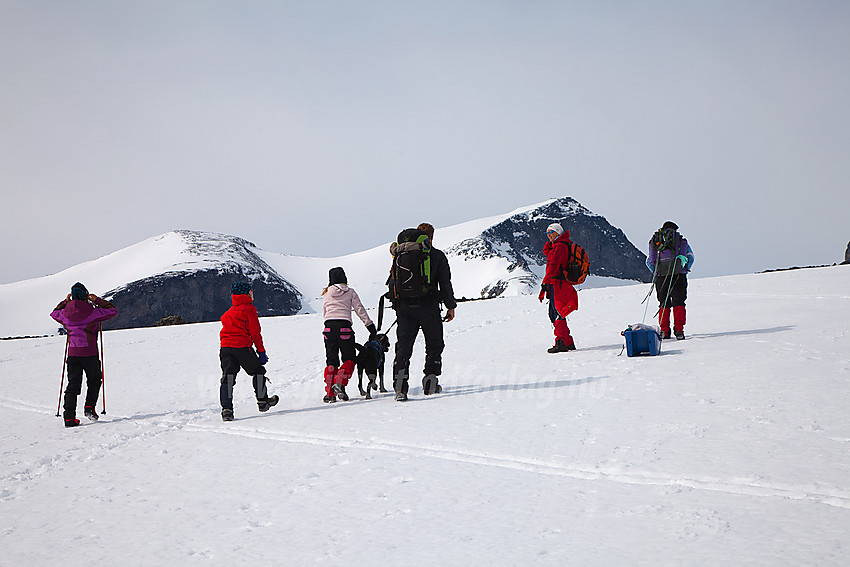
[101,231,301,330]
[843,241,850,265]
[446,197,650,297]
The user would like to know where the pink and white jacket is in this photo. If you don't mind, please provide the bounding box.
[322,284,373,327]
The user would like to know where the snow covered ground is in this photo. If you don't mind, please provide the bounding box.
[1,266,849,565]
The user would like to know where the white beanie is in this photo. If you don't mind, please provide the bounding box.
[546,223,564,235]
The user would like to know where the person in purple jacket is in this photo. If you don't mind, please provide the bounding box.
[50,282,118,427]
[647,221,694,340]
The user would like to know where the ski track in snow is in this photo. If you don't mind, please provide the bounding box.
[5,396,850,511]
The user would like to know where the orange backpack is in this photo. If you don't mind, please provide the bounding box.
[561,242,589,285]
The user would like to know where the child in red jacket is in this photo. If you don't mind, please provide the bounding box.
[219,281,278,421]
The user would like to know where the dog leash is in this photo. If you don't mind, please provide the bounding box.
[376,293,397,334]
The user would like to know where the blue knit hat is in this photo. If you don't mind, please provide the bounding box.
[231,281,252,296]
[71,282,88,300]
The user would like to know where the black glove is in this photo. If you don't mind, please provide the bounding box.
[366,323,377,339]
[257,351,269,365]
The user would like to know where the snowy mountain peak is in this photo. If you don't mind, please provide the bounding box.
[1,198,647,336]
[101,230,302,329]
[112,230,276,284]
[443,197,649,298]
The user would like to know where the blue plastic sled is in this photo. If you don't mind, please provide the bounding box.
[623,328,662,357]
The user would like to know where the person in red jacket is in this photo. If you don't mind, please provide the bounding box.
[219,281,278,421]
[538,223,579,353]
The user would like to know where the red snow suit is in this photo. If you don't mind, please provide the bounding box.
[542,231,579,318]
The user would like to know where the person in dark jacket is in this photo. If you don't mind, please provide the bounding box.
[646,221,695,340]
[539,223,580,353]
[219,281,278,421]
[389,223,457,401]
[50,282,118,427]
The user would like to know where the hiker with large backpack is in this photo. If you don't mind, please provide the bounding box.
[321,267,377,403]
[539,223,588,353]
[386,223,457,401]
[646,221,694,340]
[50,282,118,427]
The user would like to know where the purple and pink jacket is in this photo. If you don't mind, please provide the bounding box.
[646,233,695,275]
[51,298,118,357]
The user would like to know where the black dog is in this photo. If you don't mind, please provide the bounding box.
[355,333,390,399]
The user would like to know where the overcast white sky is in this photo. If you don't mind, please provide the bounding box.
[2,0,848,284]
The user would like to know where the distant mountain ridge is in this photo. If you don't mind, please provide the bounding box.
[445,198,650,297]
[103,231,302,330]
[0,197,649,336]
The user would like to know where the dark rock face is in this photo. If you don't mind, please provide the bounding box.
[101,231,302,330]
[446,197,650,297]
[102,269,301,331]
[844,241,850,265]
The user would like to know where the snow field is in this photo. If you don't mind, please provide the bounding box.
[1,266,849,565]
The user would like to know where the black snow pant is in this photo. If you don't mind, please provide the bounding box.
[323,319,357,367]
[392,299,445,395]
[219,347,268,410]
[64,355,101,420]
[654,273,688,308]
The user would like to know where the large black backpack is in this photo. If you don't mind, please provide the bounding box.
[388,228,433,299]
[651,228,682,277]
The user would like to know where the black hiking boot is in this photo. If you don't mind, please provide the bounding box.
[674,330,686,340]
[323,394,337,403]
[422,374,442,395]
[661,330,672,340]
[332,383,349,402]
[258,395,279,412]
[84,406,99,422]
[547,339,576,353]
[221,408,234,422]
[395,390,408,402]
[64,417,80,428]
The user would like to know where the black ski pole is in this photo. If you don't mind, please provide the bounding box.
[99,324,106,415]
[55,334,69,417]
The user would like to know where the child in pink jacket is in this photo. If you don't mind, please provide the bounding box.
[322,267,376,403]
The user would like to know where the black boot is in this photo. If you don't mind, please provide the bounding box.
[64,417,80,428]
[258,395,279,412]
[393,374,409,401]
[221,408,234,421]
[547,339,576,353]
[332,383,349,402]
[422,374,442,395]
[84,406,99,422]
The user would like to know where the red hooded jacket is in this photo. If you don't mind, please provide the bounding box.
[220,294,265,352]
[542,231,579,317]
